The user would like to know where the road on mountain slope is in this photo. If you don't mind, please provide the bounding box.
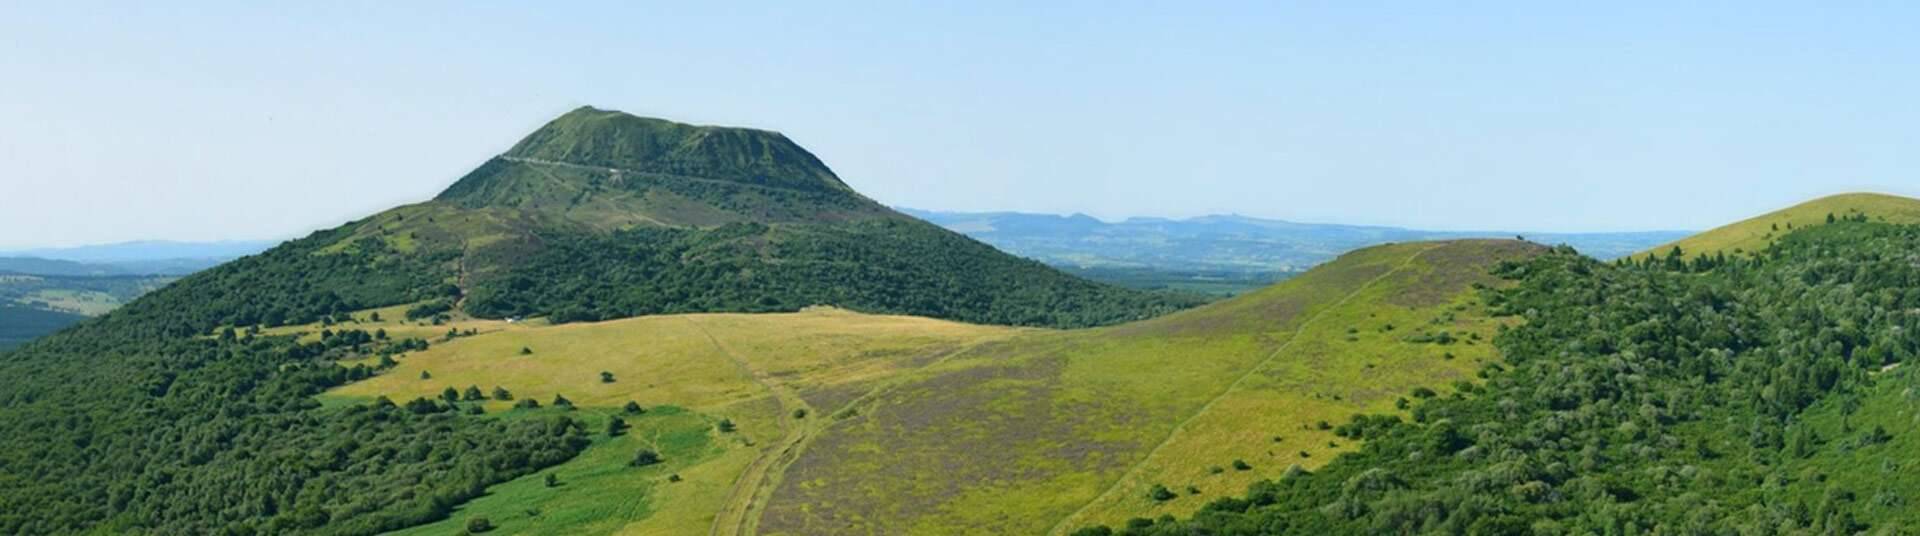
[498,156,831,196]
[1045,244,1437,535]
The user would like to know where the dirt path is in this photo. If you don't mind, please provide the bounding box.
[680,317,813,536]
[1045,244,1436,535]
[688,315,1016,536]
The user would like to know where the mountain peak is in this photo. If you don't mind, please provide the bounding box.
[504,106,847,192]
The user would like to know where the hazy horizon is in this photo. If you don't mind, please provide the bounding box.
[5,2,1919,248]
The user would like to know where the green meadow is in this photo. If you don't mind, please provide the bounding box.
[309,239,1541,535]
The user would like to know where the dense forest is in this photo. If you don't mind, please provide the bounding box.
[0,304,86,350]
[1080,218,1920,534]
[465,219,1205,329]
[0,228,585,535]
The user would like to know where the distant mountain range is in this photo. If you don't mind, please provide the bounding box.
[0,240,277,276]
[901,208,1692,272]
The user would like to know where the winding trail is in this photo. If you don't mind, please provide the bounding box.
[687,313,1021,536]
[680,317,812,536]
[1045,244,1436,535]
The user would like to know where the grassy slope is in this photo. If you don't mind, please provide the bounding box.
[1640,192,1920,258]
[317,307,1025,535]
[751,240,1543,535]
[309,239,1537,535]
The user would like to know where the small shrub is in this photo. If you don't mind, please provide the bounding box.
[1232,459,1252,471]
[465,517,494,533]
[1148,484,1176,502]
[632,449,663,467]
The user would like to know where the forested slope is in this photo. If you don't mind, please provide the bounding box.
[1093,219,1920,534]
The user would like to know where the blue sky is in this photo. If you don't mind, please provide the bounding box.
[3,2,1918,248]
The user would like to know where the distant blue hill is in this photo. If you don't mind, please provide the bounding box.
[900,208,1691,273]
[0,240,277,276]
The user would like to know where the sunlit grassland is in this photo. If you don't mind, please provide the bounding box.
[752,241,1541,535]
[1640,192,1920,259]
[1064,241,1522,529]
[317,307,1023,535]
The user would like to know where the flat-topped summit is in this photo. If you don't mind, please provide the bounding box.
[476,106,848,195]
[433,107,882,226]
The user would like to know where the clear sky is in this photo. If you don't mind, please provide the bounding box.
[3,2,1918,248]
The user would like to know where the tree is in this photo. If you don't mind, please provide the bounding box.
[463,385,485,401]
[465,516,494,533]
[1149,484,1176,502]
[717,418,736,433]
[420,370,432,380]
[623,401,644,414]
[552,394,573,409]
[600,371,616,383]
[369,311,382,322]
[631,449,662,467]
[442,387,460,403]
[792,408,808,419]
[1232,459,1252,471]
[493,386,513,401]
[544,473,559,488]
[606,416,628,437]
[514,399,540,409]
[521,346,533,355]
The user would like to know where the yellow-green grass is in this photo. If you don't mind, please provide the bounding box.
[319,307,1024,535]
[1057,240,1523,530]
[1640,192,1920,259]
[309,240,1537,534]
[752,240,1544,535]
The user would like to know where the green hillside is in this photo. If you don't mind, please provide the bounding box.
[303,238,1542,535]
[279,106,1196,329]
[0,303,87,351]
[1640,192,1920,258]
[1105,218,1920,534]
[751,239,1542,535]
[0,107,1192,535]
